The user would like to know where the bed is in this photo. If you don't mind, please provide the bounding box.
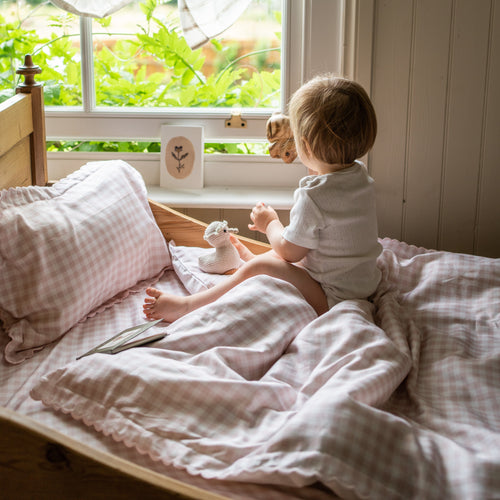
[1,56,499,500]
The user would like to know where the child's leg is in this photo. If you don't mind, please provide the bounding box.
[230,236,328,313]
[143,265,254,323]
[143,252,328,322]
[246,253,329,315]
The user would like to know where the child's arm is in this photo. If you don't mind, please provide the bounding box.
[249,203,309,262]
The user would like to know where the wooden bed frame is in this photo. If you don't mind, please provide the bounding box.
[0,56,270,500]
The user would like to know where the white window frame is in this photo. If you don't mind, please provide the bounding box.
[46,0,374,191]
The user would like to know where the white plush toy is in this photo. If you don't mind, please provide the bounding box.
[198,221,242,274]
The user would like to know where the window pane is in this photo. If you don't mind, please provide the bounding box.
[92,0,281,108]
[0,0,81,105]
[47,140,269,155]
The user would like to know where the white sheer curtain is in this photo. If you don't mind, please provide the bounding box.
[50,0,133,18]
[178,0,252,49]
[50,0,252,49]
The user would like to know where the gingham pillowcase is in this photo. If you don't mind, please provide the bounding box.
[0,160,170,364]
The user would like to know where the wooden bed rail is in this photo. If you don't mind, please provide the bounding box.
[149,200,271,254]
[0,407,228,500]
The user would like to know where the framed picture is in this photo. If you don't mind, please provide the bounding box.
[160,125,204,189]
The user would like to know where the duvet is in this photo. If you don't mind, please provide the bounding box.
[30,239,500,499]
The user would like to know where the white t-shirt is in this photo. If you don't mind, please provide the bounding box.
[282,161,382,308]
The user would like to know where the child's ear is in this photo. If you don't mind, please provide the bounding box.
[300,137,313,159]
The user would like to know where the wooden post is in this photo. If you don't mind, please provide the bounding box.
[16,54,48,186]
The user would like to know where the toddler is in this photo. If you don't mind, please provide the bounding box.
[143,75,381,322]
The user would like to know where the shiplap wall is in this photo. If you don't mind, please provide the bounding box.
[370,0,500,257]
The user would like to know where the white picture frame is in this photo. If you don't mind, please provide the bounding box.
[160,125,204,189]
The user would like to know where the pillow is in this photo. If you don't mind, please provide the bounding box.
[0,160,170,364]
[169,241,238,294]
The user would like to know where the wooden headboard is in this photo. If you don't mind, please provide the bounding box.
[0,55,47,189]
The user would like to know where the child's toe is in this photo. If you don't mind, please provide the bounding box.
[146,287,161,298]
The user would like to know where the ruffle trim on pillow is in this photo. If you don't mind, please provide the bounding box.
[81,265,170,322]
[4,319,47,364]
[0,161,147,207]
[0,162,95,206]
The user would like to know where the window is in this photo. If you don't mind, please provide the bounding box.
[89,1,281,110]
[1,0,361,189]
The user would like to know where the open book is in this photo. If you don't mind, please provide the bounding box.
[77,319,166,360]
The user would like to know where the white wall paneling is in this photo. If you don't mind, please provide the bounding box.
[475,0,500,257]
[370,0,413,242]
[369,0,500,257]
[439,0,492,254]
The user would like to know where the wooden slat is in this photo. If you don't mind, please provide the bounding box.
[0,136,32,189]
[0,93,33,158]
[0,88,47,190]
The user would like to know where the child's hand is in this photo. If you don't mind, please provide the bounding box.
[248,202,279,233]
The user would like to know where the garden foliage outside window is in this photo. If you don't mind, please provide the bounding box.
[0,0,282,111]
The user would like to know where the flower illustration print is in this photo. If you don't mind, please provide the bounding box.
[172,145,189,173]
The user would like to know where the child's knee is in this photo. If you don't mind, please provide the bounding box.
[239,258,262,280]
[239,255,280,281]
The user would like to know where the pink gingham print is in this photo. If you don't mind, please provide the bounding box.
[10,237,500,499]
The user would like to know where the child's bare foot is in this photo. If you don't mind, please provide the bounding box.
[143,287,190,323]
[230,234,255,262]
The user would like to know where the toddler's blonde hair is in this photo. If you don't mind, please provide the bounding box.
[288,75,377,165]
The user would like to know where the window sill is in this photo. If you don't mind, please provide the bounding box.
[147,186,295,210]
[47,151,306,196]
